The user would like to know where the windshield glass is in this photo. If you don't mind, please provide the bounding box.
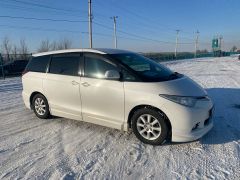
[111,53,177,82]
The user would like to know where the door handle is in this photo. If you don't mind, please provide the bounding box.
[81,82,90,87]
[72,80,79,85]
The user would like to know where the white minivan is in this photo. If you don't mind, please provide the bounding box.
[22,48,213,145]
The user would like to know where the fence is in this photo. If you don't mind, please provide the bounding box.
[0,53,32,79]
[143,52,213,62]
[143,51,236,62]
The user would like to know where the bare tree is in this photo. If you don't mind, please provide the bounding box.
[38,39,52,52]
[57,38,72,50]
[51,40,58,51]
[12,45,18,60]
[38,38,73,52]
[1,36,12,62]
[197,49,209,54]
[19,39,29,59]
[230,45,237,52]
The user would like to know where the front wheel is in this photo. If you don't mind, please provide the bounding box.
[32,94,50,119]
[131,108,169,145]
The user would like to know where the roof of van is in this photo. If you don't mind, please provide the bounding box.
[33,48,132,57]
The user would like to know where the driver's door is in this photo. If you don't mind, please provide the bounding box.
[80,53,124,129]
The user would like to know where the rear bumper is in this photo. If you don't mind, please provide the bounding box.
[22,91,31,109]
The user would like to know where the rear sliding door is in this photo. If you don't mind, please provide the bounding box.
[43,53,82,120]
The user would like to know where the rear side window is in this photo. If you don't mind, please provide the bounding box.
[26,55,50,73]
[49,54,80,76]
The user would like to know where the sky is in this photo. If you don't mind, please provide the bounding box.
[0,0,240,53]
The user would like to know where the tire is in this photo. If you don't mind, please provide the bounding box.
[32,94,50,119]
[131,108,169,145]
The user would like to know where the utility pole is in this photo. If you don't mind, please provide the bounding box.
[111,16,118,48]
[80,32,82,48]
[175,30,180,59]
[195,30,199,58]
[219,35,223,51]
[219,35,223,56]
[80,32,88,48]
[88,0,93,48]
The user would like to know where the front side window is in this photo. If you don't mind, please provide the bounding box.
[49,54,80,76]
[111,53,176,82]
[84,54,118,79]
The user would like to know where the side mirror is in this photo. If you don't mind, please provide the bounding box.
[104,70,120,80]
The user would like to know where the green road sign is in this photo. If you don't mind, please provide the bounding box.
[212,38,219,49]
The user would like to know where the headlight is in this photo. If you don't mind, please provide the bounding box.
[159,94,198,107]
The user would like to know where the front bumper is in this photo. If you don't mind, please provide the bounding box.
[171,105,214,142]
[172,117,213,142]
[160,96,214,142]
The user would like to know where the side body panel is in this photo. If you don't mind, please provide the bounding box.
[22,72,45,109]
[80,77,125,130]
[43,74,82,120]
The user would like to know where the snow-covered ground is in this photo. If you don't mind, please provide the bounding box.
[0,56,239,179]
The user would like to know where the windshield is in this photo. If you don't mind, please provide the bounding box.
[111,53,178,82]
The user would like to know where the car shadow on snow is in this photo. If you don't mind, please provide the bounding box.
[199,88,240,145]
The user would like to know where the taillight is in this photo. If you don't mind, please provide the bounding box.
[22,70,29,76]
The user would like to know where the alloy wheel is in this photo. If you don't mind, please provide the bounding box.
[34,97,46,116]
[136,114,162,140]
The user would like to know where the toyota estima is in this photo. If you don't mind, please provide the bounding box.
[22,48,213,145]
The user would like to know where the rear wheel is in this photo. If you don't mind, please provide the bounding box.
[131,108,169,145]
[32,94,50,119]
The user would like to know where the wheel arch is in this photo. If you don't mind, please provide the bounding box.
[29,91,47,109]
[127,105,172,135]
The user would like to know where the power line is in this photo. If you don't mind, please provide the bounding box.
[0,2,87,18]
[0,15,88,23]
[93,22,174,44]
[95,15,183,40]
[1,0,203,45]
[1,0,213,47]
[4,0,83,13]
[94,0,196,36]
[93,21,195,45]
[0,24,81,34]
[0,13,196,43]
[0,24,169,44]
[92,1,204,45]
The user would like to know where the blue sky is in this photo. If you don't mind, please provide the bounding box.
[0,0,239,52]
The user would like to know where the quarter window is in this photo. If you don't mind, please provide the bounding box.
[84,54,118,79]
[26,55,50,73]
[49,55,80,76]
